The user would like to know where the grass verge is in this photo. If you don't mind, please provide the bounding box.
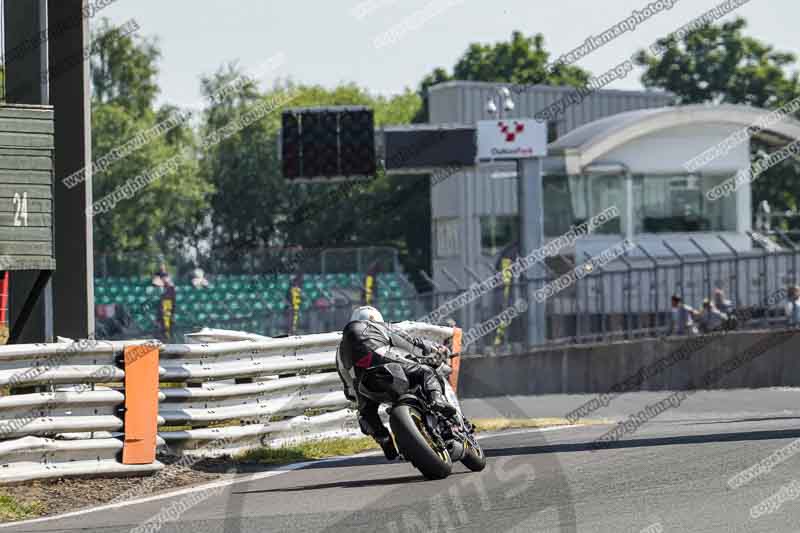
[0,492,44,522]
[472,417,588,432]
[237,437,379,466]
[237,418,589,466]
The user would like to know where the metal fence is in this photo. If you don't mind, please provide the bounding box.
[95,238,800,354]
[95,246,401,279]
[426,240,800,353]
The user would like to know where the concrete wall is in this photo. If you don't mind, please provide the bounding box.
[458,329,800,398]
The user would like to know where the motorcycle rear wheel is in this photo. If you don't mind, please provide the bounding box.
[390,405,452,480]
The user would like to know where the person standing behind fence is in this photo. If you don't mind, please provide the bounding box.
[669,294,698,336]
[786,286,800,325]
[699,298,728,333]
[712,288,737,330]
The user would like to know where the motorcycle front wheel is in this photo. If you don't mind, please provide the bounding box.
[461,437,486,472]
[390,405,452,480]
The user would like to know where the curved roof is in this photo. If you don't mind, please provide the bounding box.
[548,104,800,174]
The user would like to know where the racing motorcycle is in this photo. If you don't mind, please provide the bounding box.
[357,345,486,480]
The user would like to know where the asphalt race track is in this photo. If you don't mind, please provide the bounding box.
[6,389,800,532]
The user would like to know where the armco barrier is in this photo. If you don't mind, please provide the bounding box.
[158,321,460,457]
[0,339,165,484]
[0,322,460,483]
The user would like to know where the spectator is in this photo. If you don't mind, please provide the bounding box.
[191,268,209,289]
[712,288,735,315]
[699,298,728,333]
[712,288,737,330]
[668,294,698,336]
[151,263,172,289]
[786,286,800,325]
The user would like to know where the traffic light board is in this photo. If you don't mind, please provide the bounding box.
[339,109,376,176]
[280,112,300,178]
[281,107,376,181]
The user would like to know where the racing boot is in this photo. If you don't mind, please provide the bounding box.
[429,390,457,418]
[376,434,399,461]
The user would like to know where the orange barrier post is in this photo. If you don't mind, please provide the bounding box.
[122,343,160,465]
[448,328,462,392]
[0,271,8,324]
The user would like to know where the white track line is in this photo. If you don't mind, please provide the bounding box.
[0,424,581,529]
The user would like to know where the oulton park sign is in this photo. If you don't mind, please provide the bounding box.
[476,119,547,162]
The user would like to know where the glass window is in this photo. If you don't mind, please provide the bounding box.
[632,174,737,233]
[480,216,519,256]
[587,174,624,235]
[543,174,625,236]
[543,176,575,237]
[435,218,461,258]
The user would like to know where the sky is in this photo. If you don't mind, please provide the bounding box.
[94,0,798,109]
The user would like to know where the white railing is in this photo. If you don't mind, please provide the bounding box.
[0,322,459,483]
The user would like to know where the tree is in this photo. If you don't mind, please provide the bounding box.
[90,19,212,271]
[635,18,800,107]
[197,65,292,268]
[415,31,592,122]
[91,18,160,118]
[197,69,426,275]
[635,17,800,214]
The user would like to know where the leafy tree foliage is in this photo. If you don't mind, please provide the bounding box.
[635,18,800,214]
[197,69,425,275]
[415,31,592,122]
[90,19,212,269]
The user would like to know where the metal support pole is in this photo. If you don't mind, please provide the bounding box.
[689,237,712,301]
[618,254,634,339]
[636,243,659,334]
[584,251,605,342]
[48,0,95,339]
[718,235,741,307]
[663,241,684,298]
[518,158,546,347]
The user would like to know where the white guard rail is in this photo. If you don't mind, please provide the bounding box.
[0,339,165,484]
[0,322,458,482]
[159,322,458,457]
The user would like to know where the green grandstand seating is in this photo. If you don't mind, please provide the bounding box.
[96,269,418,333]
